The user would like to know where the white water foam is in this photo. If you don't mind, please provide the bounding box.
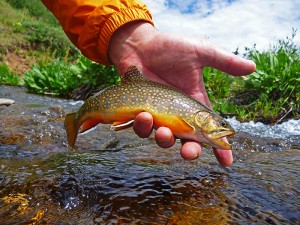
[227,118,300,139]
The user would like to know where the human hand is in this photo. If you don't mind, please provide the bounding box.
[108,21,256,167]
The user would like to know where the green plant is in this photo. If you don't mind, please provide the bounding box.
[203,67,235,100]
[0,62,21,86]
[237,30,300,122]
[72,54,120,90]
[24,54,120,97]
[1,0,75,57]
[201,31,299,123]
[24,60,79,95]
[6,0,60,27]
[244,30,300,103]
[20,20,76,57]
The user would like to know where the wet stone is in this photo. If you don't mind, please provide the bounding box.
[0,98,15,106]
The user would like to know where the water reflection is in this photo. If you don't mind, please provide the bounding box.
[0,150,232,224]
[0,85,299,224]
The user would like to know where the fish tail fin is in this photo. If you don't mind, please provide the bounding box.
[64,112,78,149]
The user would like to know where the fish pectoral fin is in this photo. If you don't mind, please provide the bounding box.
[154,115,195,136]
[171,116,195,137]
[180,117,195,132]
[111,120,134,131]
[169,116,195,139]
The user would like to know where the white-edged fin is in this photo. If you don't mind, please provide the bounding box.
[111,120,134,131]
[79,125,98,136]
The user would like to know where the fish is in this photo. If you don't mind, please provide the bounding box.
[64,65,235,150]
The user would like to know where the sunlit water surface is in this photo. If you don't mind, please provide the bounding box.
[0,86,299,224]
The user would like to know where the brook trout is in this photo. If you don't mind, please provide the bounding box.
[64,66,235,149]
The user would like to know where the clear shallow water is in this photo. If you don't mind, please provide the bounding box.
[0,85,299,224]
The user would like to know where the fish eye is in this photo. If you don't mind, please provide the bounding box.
[220,120,227,127]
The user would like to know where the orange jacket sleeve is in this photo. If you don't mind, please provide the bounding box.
[41,0,154,65]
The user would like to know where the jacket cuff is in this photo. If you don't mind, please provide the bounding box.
[97,7,154,65]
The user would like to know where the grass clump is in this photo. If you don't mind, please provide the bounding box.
[244,32,299,101]
[24,54,120,98]
[0,63,21,86]
[204,30,300,123]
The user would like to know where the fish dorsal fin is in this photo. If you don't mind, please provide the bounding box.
[122,65,147,84]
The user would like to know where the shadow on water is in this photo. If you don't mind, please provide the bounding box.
[0,85,299,224]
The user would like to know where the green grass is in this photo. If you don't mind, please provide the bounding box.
[0,62,21,86]
[6,0,60,27]
[0,0,75,57]
[0,1,29,50]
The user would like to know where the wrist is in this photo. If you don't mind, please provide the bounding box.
[108,21,156,68]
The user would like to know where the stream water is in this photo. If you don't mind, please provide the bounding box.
[0,85,299,225]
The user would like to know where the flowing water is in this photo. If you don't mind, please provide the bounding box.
[0,85,299,225]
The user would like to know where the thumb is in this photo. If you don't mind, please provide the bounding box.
[190,92,212,109]
[197,40,256,76]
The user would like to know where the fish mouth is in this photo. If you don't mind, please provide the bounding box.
[206,130,235,150]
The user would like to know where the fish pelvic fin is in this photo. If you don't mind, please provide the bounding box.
[64,112,78,149]
[80,116,103,134]
[111,120,134,131]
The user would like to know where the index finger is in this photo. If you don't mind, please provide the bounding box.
[213,137,233,167]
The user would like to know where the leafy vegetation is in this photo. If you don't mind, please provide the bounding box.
[24,54,120,98]
[203,30,300,123]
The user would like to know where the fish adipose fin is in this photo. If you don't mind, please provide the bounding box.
[122,66,146,84]
[111,120,134,131]
[64,112,78,149]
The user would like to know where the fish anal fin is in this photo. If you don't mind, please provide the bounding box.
[111,120,134,131]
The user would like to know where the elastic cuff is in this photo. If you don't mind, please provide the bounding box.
[97,7,154,65]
